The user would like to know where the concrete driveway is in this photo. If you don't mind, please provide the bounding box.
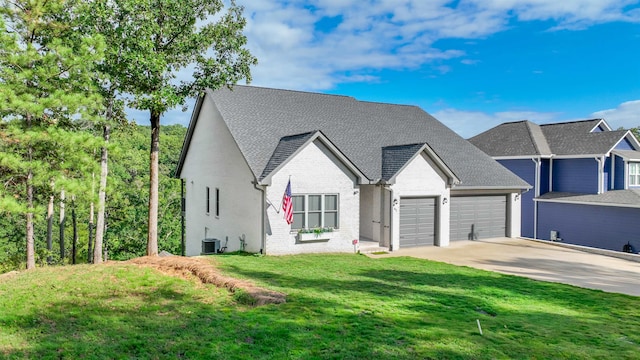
[370,237,640,296]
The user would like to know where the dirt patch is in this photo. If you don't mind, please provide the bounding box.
[0,271,19,281]
[126,256,286,306]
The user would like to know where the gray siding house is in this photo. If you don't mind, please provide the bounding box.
[175,86,529,255]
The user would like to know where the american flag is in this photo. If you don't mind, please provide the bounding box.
[282,180,293,225]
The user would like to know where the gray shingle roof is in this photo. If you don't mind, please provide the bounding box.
[537,190,640,207]
[469,121,552,157]
[198,85,529,189]
[470,118,630,157]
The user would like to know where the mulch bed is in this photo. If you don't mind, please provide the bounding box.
[127,256,286,306]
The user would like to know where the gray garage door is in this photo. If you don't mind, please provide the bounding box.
[450,195,506,241]
[399,197,436,247]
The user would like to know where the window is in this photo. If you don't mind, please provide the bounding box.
[290,194,339,230]
[630,163,640,186]
[215,188,220,217]
[206,187,210,213]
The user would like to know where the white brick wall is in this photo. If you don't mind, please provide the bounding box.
[266,139,360,255]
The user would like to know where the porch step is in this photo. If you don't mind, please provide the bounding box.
[358,242,390,254]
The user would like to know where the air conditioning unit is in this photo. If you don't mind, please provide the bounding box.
[201,238,220,255]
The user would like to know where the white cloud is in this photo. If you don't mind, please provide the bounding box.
[133,1,640,126]
[236,0,640,91]
[592,100,640,129]
[433,108,561,138]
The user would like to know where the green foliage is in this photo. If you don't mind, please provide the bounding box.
[0,0,106,268]
[87,0,257,115]
[103,124,186,260]
[0,124,186,270]
[1,255,640,358]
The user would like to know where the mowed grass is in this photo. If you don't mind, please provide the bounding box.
[1,254,639,359]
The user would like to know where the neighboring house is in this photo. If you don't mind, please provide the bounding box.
[175,86,529,255]
[470,119,640,252]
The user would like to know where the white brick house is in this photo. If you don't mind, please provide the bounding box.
[175,86,529,255]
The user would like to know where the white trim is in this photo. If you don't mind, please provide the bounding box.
[451,185,530,190]
[595,156,604,194]
[492,155,553,160]
[549,157,553,192]
[552,154,603,159]
[589,119,612,132]
[531,158,541,239]
[625,159,629,189]
[611,154,615,190]
[535,197,640,209]
[603,132,640,156]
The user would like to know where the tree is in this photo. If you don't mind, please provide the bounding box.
[0,0,104,269]
[89,0,256,256]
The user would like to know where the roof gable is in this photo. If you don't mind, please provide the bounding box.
[382,143,460,184]
[260,131,315,180]
[258,130,366,184]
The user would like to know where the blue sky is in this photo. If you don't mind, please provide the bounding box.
[142,0,640,138]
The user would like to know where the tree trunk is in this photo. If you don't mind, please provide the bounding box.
[59,189,65,261]
[147,112,160,256]
[46,194,54,264]
[26,168,35,270]
[26,112,35,270]
[88,201,94,263]
[94,125,109,264]
[72,196,77,265]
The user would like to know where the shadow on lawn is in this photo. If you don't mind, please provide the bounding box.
[4,259,640,359]
[3,282,481,360]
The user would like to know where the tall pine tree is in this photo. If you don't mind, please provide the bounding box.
[0,0,104,269]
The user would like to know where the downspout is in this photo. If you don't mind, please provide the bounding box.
[531,158,541,239]
[611,154,616,190]
[253,180,266,254]
[595,157,604,194]
[549,158,553,192]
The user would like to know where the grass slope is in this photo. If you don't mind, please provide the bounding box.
[1,254,639,359]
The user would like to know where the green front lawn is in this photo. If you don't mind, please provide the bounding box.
[1,254,639,359]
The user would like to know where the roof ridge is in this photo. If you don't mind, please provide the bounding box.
[232,84,356,101]
[524,121,552,155]
[540,118,602,127]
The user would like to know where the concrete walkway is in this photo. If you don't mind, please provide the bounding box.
[370,237,640,297]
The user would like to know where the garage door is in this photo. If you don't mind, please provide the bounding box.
[399,197,436,247]
[450,196,506,241]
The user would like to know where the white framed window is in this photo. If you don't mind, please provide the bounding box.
[630,163,640,186]
[291,194,339,230]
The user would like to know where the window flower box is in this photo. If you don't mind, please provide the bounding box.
[296,227,334,242]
